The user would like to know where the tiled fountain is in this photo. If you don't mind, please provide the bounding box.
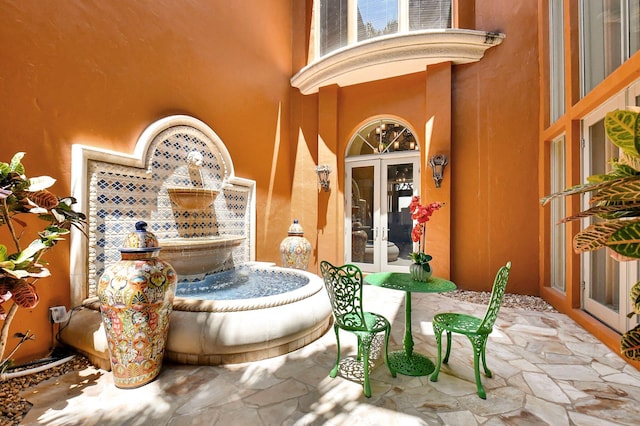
[61,115,331,370]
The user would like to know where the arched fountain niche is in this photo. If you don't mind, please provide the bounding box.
[70,115,256,304]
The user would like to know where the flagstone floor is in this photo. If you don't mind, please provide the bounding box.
[20,285,640,425]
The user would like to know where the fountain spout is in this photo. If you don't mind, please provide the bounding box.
[168,151,219,210]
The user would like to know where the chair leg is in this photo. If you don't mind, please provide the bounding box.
[329,323,340,378]
[361,334,372,398]
[443,331,452,364]
[480,337,492,378]
[356,336,362,361]
[470,335,487,399]
[384,325,396,378]
[430,324,444,382]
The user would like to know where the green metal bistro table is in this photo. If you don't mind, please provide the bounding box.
[364,272,456,377]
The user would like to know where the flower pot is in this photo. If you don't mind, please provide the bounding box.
[97,221,177,388]
[410,263,432,282]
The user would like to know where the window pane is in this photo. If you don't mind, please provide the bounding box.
[630,1,640,55]
[581,0,622,95]
[320,0,348,55]
[409,0,452,30]
[588,117,620,313]
[550,136,566,292]
[348,120,418,156]
[357,0,398,42]
[549,0,565,123]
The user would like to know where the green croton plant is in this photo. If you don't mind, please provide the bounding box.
[541,108,640,362]
[0,153,85,370]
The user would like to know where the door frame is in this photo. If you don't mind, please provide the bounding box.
[345,152,420,273]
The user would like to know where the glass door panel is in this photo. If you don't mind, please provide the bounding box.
[383,161,417,270]
[347,161,380,270]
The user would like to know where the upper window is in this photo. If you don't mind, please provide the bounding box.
[347,119,419,157]
[580,0,640,96]
[319,0,452,57]
[549,0,565,124]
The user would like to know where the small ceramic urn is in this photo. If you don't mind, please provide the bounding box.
[280,219,312,270]
[97,221,177,388]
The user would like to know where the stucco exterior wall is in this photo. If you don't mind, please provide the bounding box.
[0,0,294,362]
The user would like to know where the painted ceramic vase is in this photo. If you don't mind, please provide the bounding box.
[280,219,312,270]
[410,262,432,282]
[98,221,177,388]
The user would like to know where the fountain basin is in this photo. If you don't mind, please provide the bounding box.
[167,187,219,210]
[59,263,332,369]
[160,236,244,275]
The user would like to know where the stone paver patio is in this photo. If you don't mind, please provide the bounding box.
[20,285,640,425]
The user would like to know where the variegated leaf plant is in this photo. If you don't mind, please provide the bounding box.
[541,108,640,361]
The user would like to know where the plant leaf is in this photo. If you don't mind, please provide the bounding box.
[573,220,640,253]
[621,323,640,361]
[605,110,640,156]
[559,201,640,222]
[8,152,25,175]
[0,245,7,262]
[591,177,640,202]
[607,221,640,258]
[620,150,640,172]
[540,178,627,206]
[27,176,56,191]
[13,239,47,264]
[629,281,640,317]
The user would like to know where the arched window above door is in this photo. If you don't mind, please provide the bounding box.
[347,119,419,157]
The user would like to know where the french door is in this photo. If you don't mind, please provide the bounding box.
[345,154,420,273]
[582,88,639,333]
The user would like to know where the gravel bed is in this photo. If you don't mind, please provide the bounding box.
[0,353,91,426]
[0,291,555,425]
[442,290,558,312]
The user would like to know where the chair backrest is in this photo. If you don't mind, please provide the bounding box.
[320,261,367,330]
[478,261,512,332]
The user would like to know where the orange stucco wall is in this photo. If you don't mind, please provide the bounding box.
[0,0,294,363]
[451,1,540,294]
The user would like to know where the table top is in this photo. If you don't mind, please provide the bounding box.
[364,272,456,293]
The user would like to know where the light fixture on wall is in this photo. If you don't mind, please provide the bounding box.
[315,165,332,192]
[428,154,448,188]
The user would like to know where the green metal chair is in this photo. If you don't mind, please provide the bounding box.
[430,261,512,399]
[320,261,396,397]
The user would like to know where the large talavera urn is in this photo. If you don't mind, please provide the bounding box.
[97,221,177,388]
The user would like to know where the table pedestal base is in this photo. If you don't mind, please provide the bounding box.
[388,351,435,376]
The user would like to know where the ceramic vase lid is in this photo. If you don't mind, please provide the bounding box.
[120,221,160,253]
[287,219,305,236]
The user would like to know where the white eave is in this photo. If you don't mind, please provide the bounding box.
[291,29,505,95]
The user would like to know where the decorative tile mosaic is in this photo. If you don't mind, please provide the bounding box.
[86,125,253,296]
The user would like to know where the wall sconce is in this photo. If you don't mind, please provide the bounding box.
[428,154,448,188]
[315,165,332,192]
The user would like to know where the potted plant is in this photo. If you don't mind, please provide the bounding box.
[408,196,444,281]
[541,108,640,361]
[0,152,85,371]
